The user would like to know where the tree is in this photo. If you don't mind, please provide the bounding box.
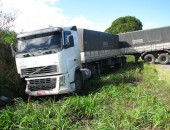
[105,16,143,34]
[0,0,15,30]
[0,27,16,45]
[0,0,16,44]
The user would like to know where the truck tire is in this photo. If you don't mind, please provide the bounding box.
[75,71,83,94]
[158,53,169,64]
[144,54,155,64]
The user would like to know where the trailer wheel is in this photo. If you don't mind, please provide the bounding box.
[144,54,155,64]
[75,71,83,94]
[158,53,169,64]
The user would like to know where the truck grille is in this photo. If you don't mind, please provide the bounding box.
[21,65,57,76]
[28,78,56,91]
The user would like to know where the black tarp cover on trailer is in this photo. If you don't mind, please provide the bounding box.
[118,26,170,48]
[77,29,119,52]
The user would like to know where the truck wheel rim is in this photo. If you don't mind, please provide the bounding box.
[161,56,166,61]
[147,57,152,62]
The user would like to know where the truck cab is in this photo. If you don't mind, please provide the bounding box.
[13,26,82,96]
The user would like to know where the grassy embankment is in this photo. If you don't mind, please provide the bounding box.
[0,44,25,98]
[0,57,170,130]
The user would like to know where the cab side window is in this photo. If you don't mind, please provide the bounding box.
[64,31,74,48]
[64,31,71,44]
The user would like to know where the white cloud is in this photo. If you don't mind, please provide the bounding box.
[2,0,67,32]
[1,0,107,32]
[68,16,109,31]
[68,16,94,29]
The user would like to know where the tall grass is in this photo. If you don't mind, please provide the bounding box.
[0,61,170,129]
[143,64,170,111]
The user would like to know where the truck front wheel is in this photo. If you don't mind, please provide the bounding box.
[75,71,83,94]
[144,54,155,64]
[158,53,169,64]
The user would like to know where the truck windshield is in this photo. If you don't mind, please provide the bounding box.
[17,31,62,53]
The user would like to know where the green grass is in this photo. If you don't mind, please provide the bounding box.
[145,64,170,111]
[1,61,170,130]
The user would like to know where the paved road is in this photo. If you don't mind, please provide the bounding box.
[160,64,170,70]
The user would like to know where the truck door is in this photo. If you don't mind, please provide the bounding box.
[63,31,79,75]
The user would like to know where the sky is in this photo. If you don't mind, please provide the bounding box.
[1,0,170,33]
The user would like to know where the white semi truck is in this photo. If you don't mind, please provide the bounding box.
[11,26,125,96]
[11,26,170,96]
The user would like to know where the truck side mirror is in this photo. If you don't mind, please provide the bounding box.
[67,35,74,46]
[63,35,74,49]
[11,43,16,57]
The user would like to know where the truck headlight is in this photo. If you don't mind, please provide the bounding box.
[59,76,65,87]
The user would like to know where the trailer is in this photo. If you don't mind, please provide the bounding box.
[118,26,170,64]
[78,29,120,63]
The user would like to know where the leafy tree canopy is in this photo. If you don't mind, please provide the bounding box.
[0,30,16,44]
[105,16,143,34]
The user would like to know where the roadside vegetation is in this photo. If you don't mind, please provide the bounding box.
[0,43,25,98]
[0,57,170,130]
[0,0,24,98]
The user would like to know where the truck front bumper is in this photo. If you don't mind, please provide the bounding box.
[25,74,75,96]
